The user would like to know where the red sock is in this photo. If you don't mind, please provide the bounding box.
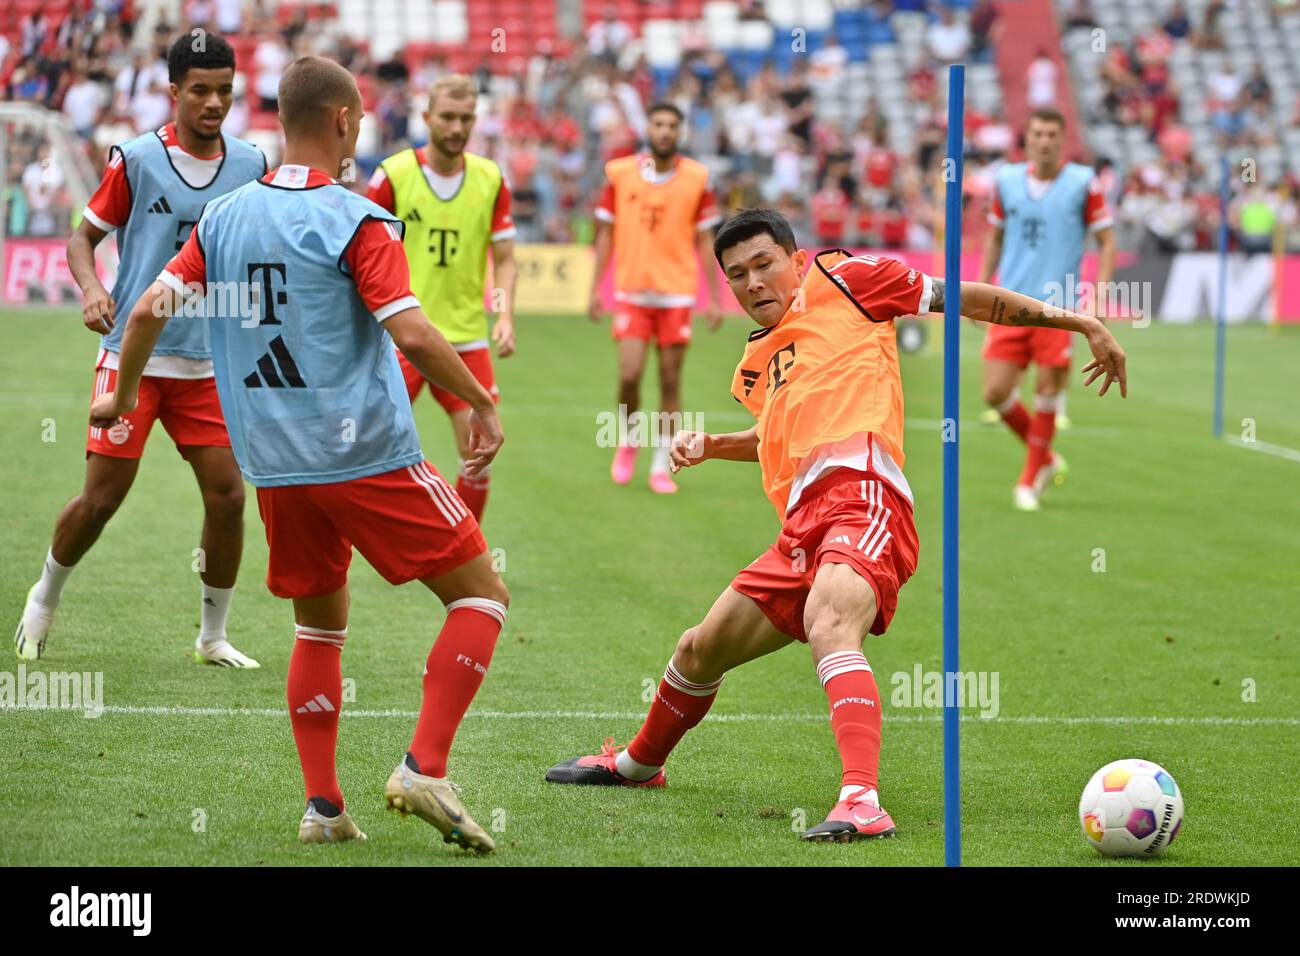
[408,598,506,777]
[817,651,882,792]
[998,398,1031,444]
[456,466,490,523]
[1019,401,1058,487]
[626,660,722,767]
[287,625,348,809]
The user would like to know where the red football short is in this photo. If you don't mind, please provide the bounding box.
[397,346,499,413]
[611,303,693,347]
[982,325,1072,369]
[86,364,230,460]
[255,460,487,599]
[731,468,919,641]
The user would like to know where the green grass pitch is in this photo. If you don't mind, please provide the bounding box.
[1,308,1297,866]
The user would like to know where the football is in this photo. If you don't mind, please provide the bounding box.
[1079,759,1184,858]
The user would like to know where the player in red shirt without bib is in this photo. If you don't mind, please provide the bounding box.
[14,35,264,667]
[547,209,1126,841]
[589,103,723,494]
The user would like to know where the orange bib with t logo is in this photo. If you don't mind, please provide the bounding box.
[730,250,907,517]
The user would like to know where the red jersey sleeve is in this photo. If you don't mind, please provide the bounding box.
[827,255,934,321]
[696,184,720,230]
[491,175,516,240]
[365,166,396,214]
[343,218,419,320]
[84,147,131,232]
[594,180,616,223]
[161,225,207,289]
[988,189,1005,228]
[1084,176,1113,231]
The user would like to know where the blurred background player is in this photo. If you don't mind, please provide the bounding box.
[14,34,265,667]
[979,107,1116,511]
[91,56,509,852]
[367,74,517,523]
[547,209,1126,841]
[588,103,722,494]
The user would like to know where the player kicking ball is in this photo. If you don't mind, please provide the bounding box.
[90,57,509,852]
[546,209,1126,841]
[15,34,265,666]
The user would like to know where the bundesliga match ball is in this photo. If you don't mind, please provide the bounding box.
[1078,759,1184,858]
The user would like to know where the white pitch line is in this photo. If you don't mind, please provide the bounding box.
[1,704,1296,727]
[1223,435,1300,464]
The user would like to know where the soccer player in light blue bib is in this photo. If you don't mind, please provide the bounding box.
[15,34,266,667]
[90,56,509,853]
[979,107,1116,511]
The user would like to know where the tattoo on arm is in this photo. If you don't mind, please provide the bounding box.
[929,278,944,313]
[988,296,1055,328]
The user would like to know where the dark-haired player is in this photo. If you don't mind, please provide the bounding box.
[588,102,722,494]
[15,33,266,666]
[91,56,508,851]
[547,208,1126,841]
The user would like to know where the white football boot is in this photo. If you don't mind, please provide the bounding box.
[14,585,56,661]
[1013,484,1041,512]
[194,636,260,668]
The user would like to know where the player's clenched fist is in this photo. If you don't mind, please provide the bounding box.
[82,285,116,335]
[669,430,710,474]
[89,390,135,429]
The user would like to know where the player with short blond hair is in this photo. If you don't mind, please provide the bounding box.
[91,56,509,852]
[367,73,517,523]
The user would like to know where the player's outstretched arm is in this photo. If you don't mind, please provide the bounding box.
[385,307,503,475]
[88,278,181,426]
[936,279,1127,398]
[669,426,759,474]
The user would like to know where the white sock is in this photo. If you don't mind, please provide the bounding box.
[615,749,662,782]
[32,548,74,608]
[199,583,235,644]
[650,443,671,475]
[840,785,880,804]
[1057,393,1068,417]
[996,393,1021,415]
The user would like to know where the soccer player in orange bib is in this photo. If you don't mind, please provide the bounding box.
[547,209,1126,841]
[589,103,722,494]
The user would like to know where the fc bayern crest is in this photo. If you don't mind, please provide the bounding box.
[107,420,133,445]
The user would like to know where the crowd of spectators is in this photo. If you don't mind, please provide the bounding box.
[4,0,1297,253]
[1064,0,1299,254]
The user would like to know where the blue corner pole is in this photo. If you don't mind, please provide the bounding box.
[942,64,964,869]
[1213,157,1229,438]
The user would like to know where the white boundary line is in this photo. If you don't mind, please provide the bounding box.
[1223,435,1300,464]
[1,704,1295,727]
